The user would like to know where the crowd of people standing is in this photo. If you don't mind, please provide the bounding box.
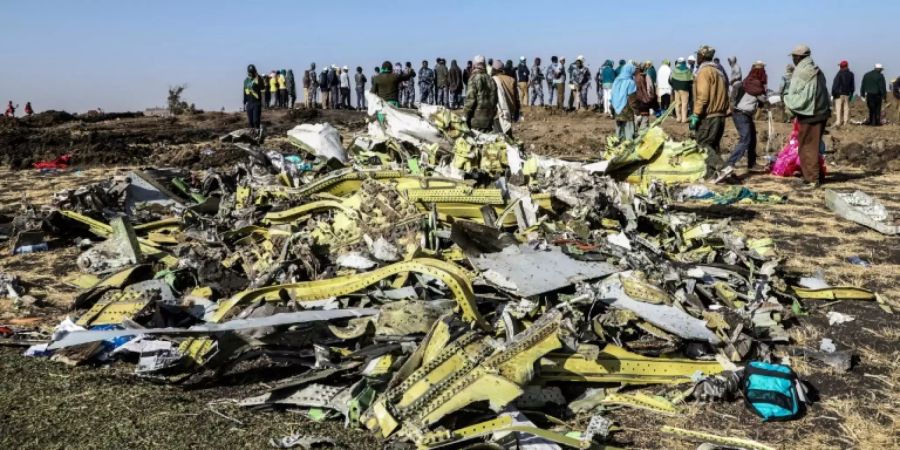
[244,48,899,188]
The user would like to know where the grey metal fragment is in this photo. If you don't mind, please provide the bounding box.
[471,244,617,297]
[76,217,143,275]
[824,189,899,235]
[593,272,721,344]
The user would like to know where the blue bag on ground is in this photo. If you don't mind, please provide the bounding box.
[741,361,802,421]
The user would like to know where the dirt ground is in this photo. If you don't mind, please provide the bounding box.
[1,106,898,449]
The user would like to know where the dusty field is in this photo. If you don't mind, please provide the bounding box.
[1,107,898,449]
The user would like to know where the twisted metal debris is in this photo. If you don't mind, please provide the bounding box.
[3,93,882,449]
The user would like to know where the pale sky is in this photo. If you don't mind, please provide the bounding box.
[3,0,898,113]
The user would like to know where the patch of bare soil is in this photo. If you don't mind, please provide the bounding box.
[0,108,366,171]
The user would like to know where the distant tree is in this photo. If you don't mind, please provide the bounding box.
[167,84,196,115]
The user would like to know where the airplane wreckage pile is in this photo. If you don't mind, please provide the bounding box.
[2,93,888,449]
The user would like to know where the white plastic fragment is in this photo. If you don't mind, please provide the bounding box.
[826,311,855,326]
[287,123,348,163]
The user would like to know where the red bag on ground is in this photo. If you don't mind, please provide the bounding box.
[770,120,826,177]
[33,154,71,170]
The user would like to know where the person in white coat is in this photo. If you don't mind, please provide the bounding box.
[656,60,673,113]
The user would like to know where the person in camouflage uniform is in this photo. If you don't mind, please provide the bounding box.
[546,56,558,105]
[401,62,416,108]
[530,57,545,106]
[579,64,591,109]
[305,63,319,108]
[435,58,450,107]
[463,55,498,132]
[418,60,435,105]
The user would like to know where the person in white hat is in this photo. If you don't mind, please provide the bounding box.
[516,56,530,106]
[783,44,830,188]
[568,56,588,110]
[860,63,887,125]
[670,57,693,122]
[339,66,351,109]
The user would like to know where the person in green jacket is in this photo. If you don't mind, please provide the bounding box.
[670,57,693,123]
[371,61,414,107]
[463,55,498,132]
[860,63,887,126]
[784,44,831,188]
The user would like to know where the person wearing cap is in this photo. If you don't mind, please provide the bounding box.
[516,57,530,107]
[831,61,855,127]
[418,60,435,105]
[860,64,887,126]
[657,60,672,114]
[448,60,463,109]
[463,56,498,132]
[784,44,831,188]
[529,57,545,107]
[371,61,415,107]
[892,76,900,123]
[435,58,450,107]
[492,59,520,135]
[690,45,729,155]
[670,57,693,122]
[243,64,264,130]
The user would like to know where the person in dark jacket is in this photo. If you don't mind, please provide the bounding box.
[243,64,264,130]
[371,61,415,107]
[463,61,473,89]
[831,61,855,127]
[860,64,887,126]
[448,60,463,109]
[784,44,831,188]
[354,67,367,110]
[286,70,297,109]
[318,69,330,110]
